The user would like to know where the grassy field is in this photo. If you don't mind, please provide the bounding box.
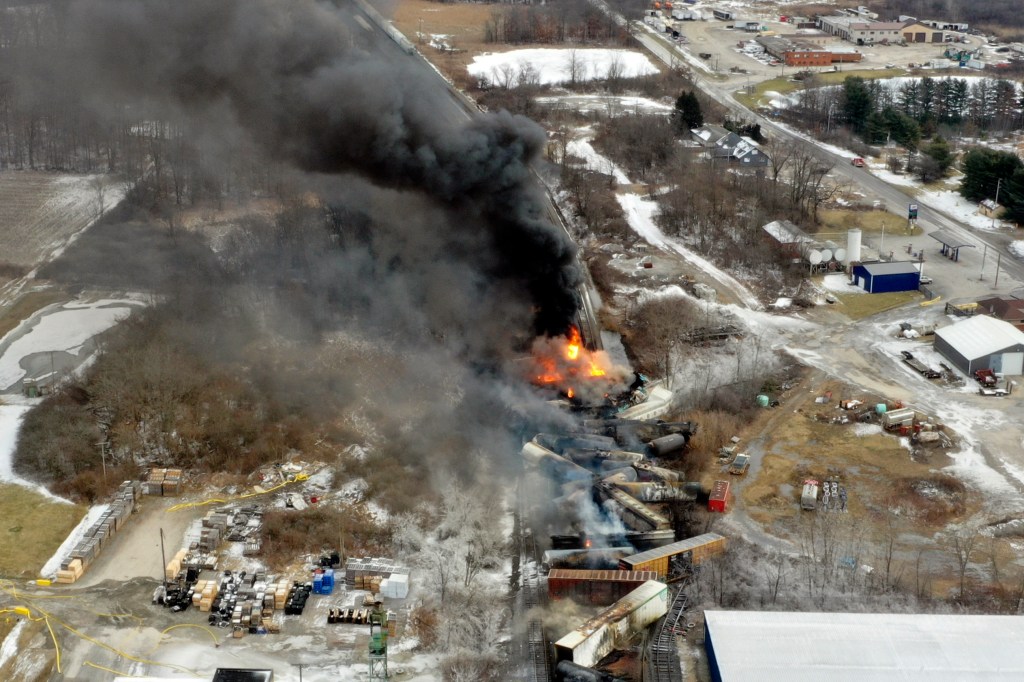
[832,289,921,319]
[0,483,84,578]
[392,0,498,84]
[818,208,923,236]
[740,377,979,537]
[0,291,64,342]
[736,68,905,109]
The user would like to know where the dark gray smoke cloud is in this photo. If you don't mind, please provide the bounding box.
[45,0,581,337]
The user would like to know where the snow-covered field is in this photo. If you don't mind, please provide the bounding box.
[0,298,143,390]
[468,48,658,85]
[535,94,673,116]
[821,273,866,294]
[0,172,124,269]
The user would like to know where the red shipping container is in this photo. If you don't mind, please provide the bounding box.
[709,480,730,513]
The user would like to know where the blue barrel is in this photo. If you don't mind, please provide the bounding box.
[875,403,887,414]
[756,394,770,407]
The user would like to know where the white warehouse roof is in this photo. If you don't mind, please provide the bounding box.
[705,610,1024,681]
[934,314,1024,361]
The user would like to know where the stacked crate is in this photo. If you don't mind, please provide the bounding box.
[198,526,221,552]
[163,469,183,496]
[273,581,289,610]
[55,559,84,584]
[166,549,187,581]
[146,469,166,495]
[145,468,185,495]
[199,579,219,612]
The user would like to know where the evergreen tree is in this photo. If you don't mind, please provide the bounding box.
[960,148,1023,202]
[1002,167,1024,226]
[673,91,703,132]
[842,76,873,134]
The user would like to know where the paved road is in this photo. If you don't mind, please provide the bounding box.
[628,23,1024,296]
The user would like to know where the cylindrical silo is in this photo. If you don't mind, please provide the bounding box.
[846,228,862,264]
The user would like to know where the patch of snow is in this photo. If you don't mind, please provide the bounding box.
[566,138,630,184]
[535,94,673,116]
[0,404,71,502]
[945,443,1018,494]
[38,504,109,577]
[0,620,26,671]
[616,193,763,310]
[0,298,143,389]
[468,48,658,86]
[853,423,882,437]
[366,501,390,523]
[820,273,865,294]
[1010,241,1024,260]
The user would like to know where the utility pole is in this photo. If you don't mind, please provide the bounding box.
[97,442,108,486]
[159,528,168,590]
[993,177,1002,230]
[995,252,1002,287]
[880,221,885,259]
[980,243,987,280]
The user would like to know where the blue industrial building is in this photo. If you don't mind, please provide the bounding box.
[850,261,921,293]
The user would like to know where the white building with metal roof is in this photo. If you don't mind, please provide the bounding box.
[933,314,1024,376]
[704,610,1024,681]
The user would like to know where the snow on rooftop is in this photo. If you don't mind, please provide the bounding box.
[935,314,1024,361]
[468,48,658,86]
[705,610,1024,681]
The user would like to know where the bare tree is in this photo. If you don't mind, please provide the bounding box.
[949,531,978,601]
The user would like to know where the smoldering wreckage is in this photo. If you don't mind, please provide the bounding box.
[518,328,729,680]
[4,1,731,680]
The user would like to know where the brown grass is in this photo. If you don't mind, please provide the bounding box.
[392,0,498,83]
[0,483,86,578]
[0,290,65,341]
[261,504,390,571]
[832,289,921,320]
[817,208,923,236]
[889,474,967,525]
[738,376,979,538]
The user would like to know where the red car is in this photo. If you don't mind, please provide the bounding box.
[851,157,866,167]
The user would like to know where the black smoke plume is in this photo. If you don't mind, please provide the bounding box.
[41,0,581,338]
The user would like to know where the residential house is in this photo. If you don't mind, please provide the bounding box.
[975,296,1024,331]
[690,125,770,168]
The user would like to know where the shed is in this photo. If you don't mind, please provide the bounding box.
[933,314,1024,376]
[851,261,920,293]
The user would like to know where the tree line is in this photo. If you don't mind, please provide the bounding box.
[789,75,1024,144]
[484,0,628,45]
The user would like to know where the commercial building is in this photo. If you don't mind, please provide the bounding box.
[934,314,1024,375]
[756,36,863,66]
[818,16,905,44]
[704,611,1024,681]
[850,261,921,293]
[901,21,945,43]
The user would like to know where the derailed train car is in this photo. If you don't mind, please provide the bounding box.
[554,580,669,668]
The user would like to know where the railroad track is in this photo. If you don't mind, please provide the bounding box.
[512,476,552,682]
[644,584,688,682]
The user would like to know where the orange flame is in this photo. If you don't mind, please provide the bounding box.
[532,326,612,394]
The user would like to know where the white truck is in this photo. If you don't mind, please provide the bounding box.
[801,479,819,511]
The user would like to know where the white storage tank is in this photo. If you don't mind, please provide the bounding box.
[846,228,862,263]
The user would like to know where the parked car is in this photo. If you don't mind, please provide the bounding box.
[919,274,933,285]
[729,453,750,475]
